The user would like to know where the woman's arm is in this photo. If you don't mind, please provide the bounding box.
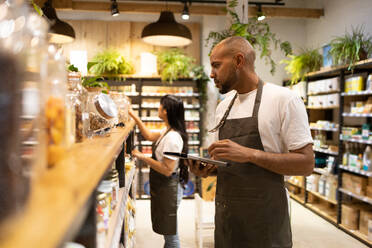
[129,109,161,142]
[132,149,176,177]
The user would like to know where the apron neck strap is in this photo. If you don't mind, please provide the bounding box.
[152,128,172,159]
[209,78,264,133]
[252,78,264,118]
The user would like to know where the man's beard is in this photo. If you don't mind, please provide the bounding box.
[219,84,232,94]
[218,72,237,94]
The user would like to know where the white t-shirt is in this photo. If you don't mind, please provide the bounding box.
[155,129,184,172]
[214,83,313,153]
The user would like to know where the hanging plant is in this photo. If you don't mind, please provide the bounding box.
[156,48,195,83]
[281,48,322,84]
[206,0,292,75]
[329,25,372,70]
[87,49,134,76]
[191,65,209,110]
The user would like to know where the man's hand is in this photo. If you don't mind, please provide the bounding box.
[186,160,217,178]
[208,139,252,163]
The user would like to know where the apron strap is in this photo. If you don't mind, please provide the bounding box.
[209,78,264,133]
[152,128,172,160]
[252,78,264,118]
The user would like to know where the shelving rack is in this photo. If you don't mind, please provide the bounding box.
[0,121,136,248]
[107,77,203,199]
[285,58,372,246]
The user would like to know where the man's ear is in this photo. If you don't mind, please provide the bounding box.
[234,53,245,69]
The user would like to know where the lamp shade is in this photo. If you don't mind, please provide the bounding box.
[42,0,75,44]
[141,11,192,47]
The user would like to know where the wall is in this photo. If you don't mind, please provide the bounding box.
[305,0,372,49]
[61,19,200,75]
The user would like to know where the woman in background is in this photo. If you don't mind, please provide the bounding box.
[129,94,188,248]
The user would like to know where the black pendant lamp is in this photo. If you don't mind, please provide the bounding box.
[141,11,192,47]
[42,0,75,44]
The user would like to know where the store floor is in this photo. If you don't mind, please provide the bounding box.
[135,199,367,248]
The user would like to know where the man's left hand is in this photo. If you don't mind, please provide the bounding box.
[208,139,253,163]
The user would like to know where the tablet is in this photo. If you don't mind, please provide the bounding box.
[163,152,229,167]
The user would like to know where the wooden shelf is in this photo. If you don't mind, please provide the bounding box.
[308,190,337,205]
[106,165,136,248]
[310,127,338,132]
[307,90,340,96]
[0,121,135,248]
[339,188,372,205]
[141,117,200,121]
[288,191,305,204]
[141,93,199,97]
[313,168,329,175]
[313,146,338,156]
[340,136,372,145]
[339,224,372,247]
[342,113,372,118]
[125,165,136,195]
[342,90,372,96]
[306,58,372,78]
[339,165,372,177]
[306,202,337,225]
[105,188,126,248]
[307,106,339,110]
[286,180,304,189]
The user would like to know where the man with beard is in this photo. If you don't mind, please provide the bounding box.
[188,36,314,248]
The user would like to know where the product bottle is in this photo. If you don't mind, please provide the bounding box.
[343,143,350,166]
[363,146,372,171]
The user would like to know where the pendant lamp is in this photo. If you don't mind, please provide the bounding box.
[141,11,192,47]
[42,0,75,44]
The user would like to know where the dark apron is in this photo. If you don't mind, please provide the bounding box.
[149,129,179,235]
[214,80,292,248]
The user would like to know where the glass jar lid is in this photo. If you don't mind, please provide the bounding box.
[94,93,118,119]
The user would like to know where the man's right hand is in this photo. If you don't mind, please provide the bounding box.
[186,160,217,178]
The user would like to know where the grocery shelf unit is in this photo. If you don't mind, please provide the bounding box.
[107,77,203,199]
[284,58,372,246]
[0,121,136,248]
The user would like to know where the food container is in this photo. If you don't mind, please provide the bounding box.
[67,72,89,142]
[87,90,118,135]
[96,192,109,248]
[98,181,113,216]
[45,45,68,167]
[110,91,130,123]
[0,0,49,223]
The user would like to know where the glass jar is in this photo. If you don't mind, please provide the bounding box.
[97,181,113,216]
[45,44,68,167]
[87,89,118,135]
[109,91,130,123]
[67,72,89,142]
[96,192,108,248]
[0,0,48,222]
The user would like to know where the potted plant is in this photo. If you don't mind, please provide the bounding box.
[329,26,372,70]
[82,76,109,93]
[206,0,292,75]
[156,48,195,83]
[87,49,134,76]
[281,48,322,84]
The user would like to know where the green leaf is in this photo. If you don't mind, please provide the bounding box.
[67,64,79,72]
[31,1,43,16]
[88,49,134,76]
[205,3,292,75]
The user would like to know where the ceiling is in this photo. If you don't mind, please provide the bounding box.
[35,0,324,19]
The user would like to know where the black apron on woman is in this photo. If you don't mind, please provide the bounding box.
[149,129,179,235]
[214,79,292,248]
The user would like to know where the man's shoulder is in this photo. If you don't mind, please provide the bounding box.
[264,83,298,102]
